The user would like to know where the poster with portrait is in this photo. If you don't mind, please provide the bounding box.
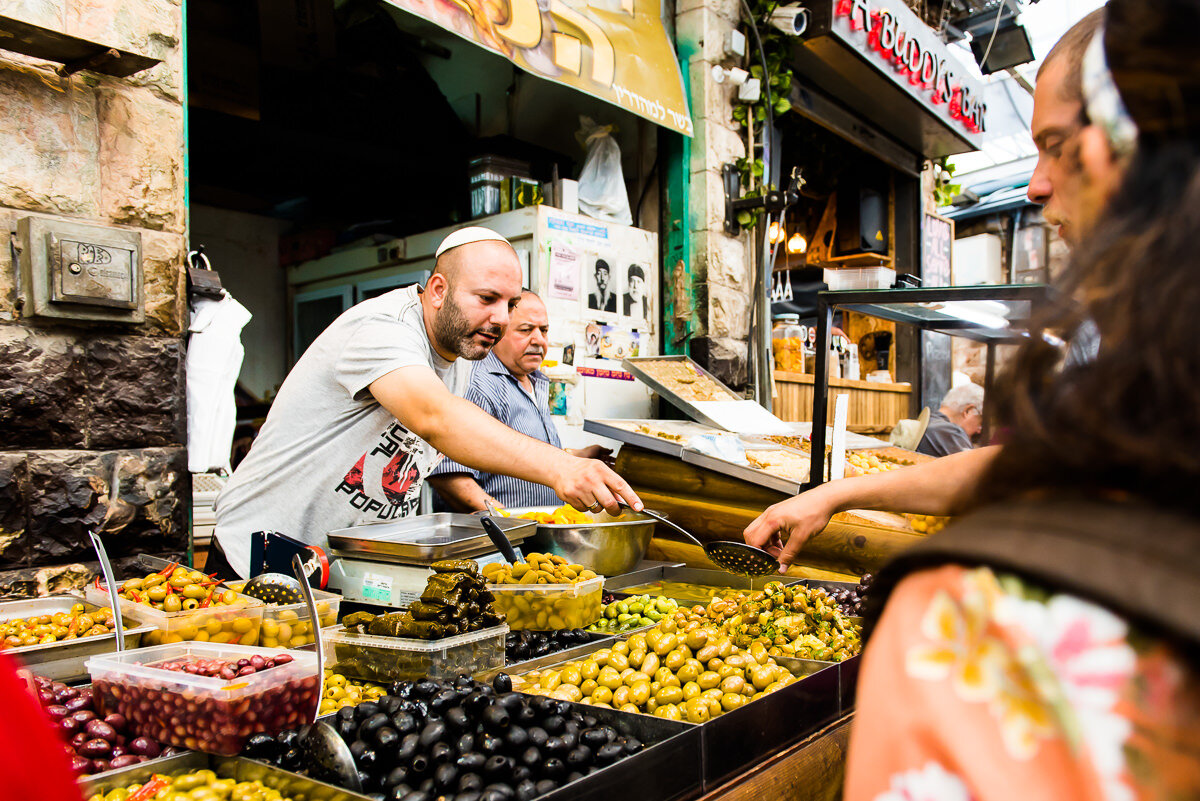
[584,251,619,317]
[619,261,652,325]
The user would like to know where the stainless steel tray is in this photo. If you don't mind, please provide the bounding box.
[583,418,723,459]
[0,595,153,683]
[605,565,802,597]
[621,355,741,429]
[327,513,536,565]
[79,753,373,800]
[680,447,806,495]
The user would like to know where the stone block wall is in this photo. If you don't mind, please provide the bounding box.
[0,2,188,596]
[676,0,753,389]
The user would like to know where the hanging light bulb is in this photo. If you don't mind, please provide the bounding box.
[787,233,808,254]
[768,221,783,244]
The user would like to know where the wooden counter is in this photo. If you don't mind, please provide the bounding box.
[772,370,912,431]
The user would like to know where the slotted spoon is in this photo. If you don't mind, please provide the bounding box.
[240,572,304,605]
[636,507,780,577]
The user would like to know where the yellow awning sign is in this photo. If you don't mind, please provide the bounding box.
[385,0,693,136]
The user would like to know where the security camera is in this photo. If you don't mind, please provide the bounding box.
[768,4,809,36]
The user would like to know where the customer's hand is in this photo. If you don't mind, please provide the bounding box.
[743,486,839,572]
[553,456,642,516]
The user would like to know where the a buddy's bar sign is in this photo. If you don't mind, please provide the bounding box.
[831,0,988,135]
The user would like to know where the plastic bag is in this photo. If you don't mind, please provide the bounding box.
[576,116,632,225]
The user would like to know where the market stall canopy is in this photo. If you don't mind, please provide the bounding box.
[381,0,693,136]
[789,0,986,159]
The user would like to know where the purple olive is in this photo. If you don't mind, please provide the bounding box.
[45,704,69,720]
[65,696,92,712]
[38,689,56,705]
[78,738,113,758]
[68,755,92,775]
[103,713,126,731]
[160,746,181,757]
[109,745,126,758]
[109,755,142,769]
[59,717,81,734]
[91,759,110,774]
[128,737,161,758]
[85,720,117,742]
[70,732,89,748]
[70,709,96,723]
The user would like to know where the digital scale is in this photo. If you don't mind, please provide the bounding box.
[324,514,537,609]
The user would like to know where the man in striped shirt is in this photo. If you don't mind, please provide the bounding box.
[429,290,612,511]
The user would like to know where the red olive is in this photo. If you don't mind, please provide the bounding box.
[128,737,161,758]
[59,717,81,734]
[78,738,112,758]
[90,759,111,773]
[109,754,143,769]
[85,720,118,742]
[45,704,69,721]
[71,709,96,724]
[68,755,92,775]
[103,713,127,731]
[65,696,92,712]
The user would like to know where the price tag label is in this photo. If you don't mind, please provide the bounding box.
[361,572,392,603]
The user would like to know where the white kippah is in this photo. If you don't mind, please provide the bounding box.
[435,226,512,258]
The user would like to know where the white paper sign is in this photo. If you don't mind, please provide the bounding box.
[548,244,579,301]
[829,393,849,480]
[691,400,795,435]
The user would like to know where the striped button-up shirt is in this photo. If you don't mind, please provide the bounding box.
[430,351,562,509]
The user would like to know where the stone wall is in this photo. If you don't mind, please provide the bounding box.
[0,2,188,596]
[677,0,753,389]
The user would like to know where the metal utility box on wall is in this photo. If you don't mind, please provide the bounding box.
[16,217,144,324]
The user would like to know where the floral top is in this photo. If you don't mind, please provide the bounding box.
[844,565,1200,801]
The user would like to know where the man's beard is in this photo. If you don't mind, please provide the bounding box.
[434,292,502,360]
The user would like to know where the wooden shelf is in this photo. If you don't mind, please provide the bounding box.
[774,371,911,393]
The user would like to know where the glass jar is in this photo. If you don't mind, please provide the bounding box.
[772,314,805,373]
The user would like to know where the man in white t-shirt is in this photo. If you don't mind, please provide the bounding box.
[212,227,641,577]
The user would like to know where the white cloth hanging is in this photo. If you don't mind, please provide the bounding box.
[186,293,252,473]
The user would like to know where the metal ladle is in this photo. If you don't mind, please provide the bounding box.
[635,507,781,577]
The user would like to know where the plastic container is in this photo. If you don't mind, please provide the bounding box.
[469,155,531,219]
[823,266,896,290]
[325,624,507,683]
[86,642,320,756]
[226,581,341,649]
[85,583,265,647]
[771,314,805,373]
[487,576,604,631]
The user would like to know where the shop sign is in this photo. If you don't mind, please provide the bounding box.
[832,0,987,134]
[382,0,692,136]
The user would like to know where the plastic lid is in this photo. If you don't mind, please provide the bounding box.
[773,314,800,323]
[326,624,509,652]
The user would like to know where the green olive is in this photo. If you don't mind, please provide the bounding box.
[163,594,183,612]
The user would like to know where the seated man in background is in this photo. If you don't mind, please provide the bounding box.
[916,382,983,457]
[429,290,611,511]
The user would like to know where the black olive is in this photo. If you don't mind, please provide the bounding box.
[413,680,440,699]
[337,706,357,723]
[434,763,459,791]
[543,736,567,758]
[566,771,584,783]
[242,733,280,762]
[358,748,380,771]
[595,742,623,765]
[360,713,391,739]
[464,691,490,713]
[457,752,487,773]
[530,696,554,715]
[581,716,598,729]
[398,788,429,801]
[398,733,421,761]
[511,766,532,783]
[455,793,482,801]
[337,718,359,741]
[505,726,529,749]
[479,791,508,801]
[357,769,377,791]
[519,747,541,768]
[458,773,484,792]
[350,740,373,761]
[478,733,504,755]
[431,742,455,763]
[514,779,538,801]
[390,681,413,698]
[526,727,547,748]
[279,747,302,771]
[482,784,515,800]
[431,690,458,713]
[376,727,400,750]
[393,712,420,736]
[541,715,565,735]
[515,705,537,725]
[456,733,476,755]
[597,726,618,743]
[621,737,643,755]
[386,767,411,789]
[356,702,383,721]
[483,754,513,779]
[419,721,448,749]
[532,642,550,657]
[562,720,581,736]
[580,729,607,749]
[566,746,591,768]
[481,705,511,732]
[534,780,558,795]
[541,758,566,780]
[559,731,578,751]
[410,700,431,719]
[455,675,474,689]
[388,784,413,801]
[410,753,431,775]
[446,706,471,731]
[551,701,572,717]
[418,778,435,793]
[492,674,513,694]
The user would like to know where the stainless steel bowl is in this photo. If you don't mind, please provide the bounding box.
[500,506,657,576]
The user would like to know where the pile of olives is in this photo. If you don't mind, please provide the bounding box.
[504,629,595,664]
[822,574,872,617]
[481,553,597,585]
[243,675,647,801]
[118,566,242,613]
[321,671,388,715]
[0,603,117,649]
[509,625,796,723]
[587,595,678,633]
[484,554,603,631]
[86,769,300,801]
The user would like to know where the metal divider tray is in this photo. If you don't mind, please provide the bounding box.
[79,752,373,800]
[621,355,742,429]
[0,594,153,683]
[582,418,726,459]
[680,448,807,496]
[327,514,537,565]
[606,565,803,598]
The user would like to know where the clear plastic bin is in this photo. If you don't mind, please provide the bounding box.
[226,581,341,649]
[85,583,265,647]
[487,576,604,631]
[86,642,320,756]
[325,624,507,683]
